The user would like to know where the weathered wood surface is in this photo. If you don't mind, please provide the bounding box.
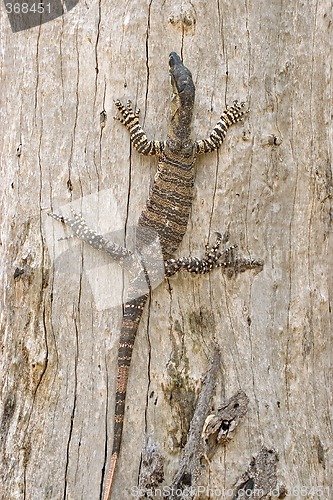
[1,1,332,498]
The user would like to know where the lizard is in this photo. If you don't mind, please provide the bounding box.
[49,52,262,499]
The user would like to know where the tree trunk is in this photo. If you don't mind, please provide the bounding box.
[1,1,332,499]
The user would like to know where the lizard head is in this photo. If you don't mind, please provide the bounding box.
[168,52,195,148]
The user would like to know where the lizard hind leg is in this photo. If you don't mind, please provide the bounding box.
[48,209,131,264]
[164,232,226,276]
[164,232,263,277]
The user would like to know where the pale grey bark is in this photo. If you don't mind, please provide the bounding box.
[1,1,332,499]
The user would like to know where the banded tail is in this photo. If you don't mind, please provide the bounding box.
[103,292,148,500]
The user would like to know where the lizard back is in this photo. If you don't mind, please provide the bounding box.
[137,150,196,259]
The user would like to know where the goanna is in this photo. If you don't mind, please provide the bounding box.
[49,52,262,499]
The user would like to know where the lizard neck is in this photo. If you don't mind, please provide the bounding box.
[168,52,195,152]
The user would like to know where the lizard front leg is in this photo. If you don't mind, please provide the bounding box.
[195,101,247,155]
[114,100,165,156]
[48,209,132,264]
[164,233,263,277]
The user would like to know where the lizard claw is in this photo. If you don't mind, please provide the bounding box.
[114,99,140,123]
[225,100,248,122]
